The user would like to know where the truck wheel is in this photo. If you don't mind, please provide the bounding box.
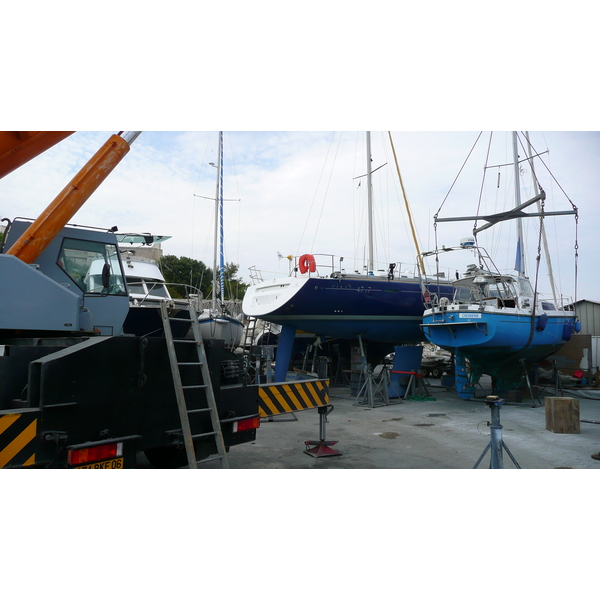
[432,367,441,378]
[144,442,212,468]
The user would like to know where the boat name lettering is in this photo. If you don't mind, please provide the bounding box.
[459,313,482,319]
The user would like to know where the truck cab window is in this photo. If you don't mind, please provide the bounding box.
[58,238,127,295]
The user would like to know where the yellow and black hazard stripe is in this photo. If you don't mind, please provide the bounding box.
[258,379,329,417]
[0,411,39,468]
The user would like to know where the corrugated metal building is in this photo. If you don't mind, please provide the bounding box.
[570,299,600,336]
[566,300,600,373]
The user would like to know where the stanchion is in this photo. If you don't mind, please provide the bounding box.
[393,370,435,401]
[473,396,521,469]
[304,405,342,458]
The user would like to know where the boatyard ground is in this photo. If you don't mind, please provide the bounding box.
[139,377,600,469]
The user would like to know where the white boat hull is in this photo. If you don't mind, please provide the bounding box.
[197,311,244,349]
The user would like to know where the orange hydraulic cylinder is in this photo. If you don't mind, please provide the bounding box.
[6,134,131,264]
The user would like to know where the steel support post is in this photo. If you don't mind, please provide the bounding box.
[304,405,341,458]
[473,396,521,469]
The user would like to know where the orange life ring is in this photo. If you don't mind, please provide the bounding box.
[298,253,316,274]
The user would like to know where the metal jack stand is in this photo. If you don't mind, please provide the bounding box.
[519,358,541,407]
[401,371,432,400]
[473,396,521,469]
[355,365,391,407]
[552,360,564,396]
[304,405,342,458]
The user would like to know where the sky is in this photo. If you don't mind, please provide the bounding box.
[2,130,599,303]
[3,4,599,302]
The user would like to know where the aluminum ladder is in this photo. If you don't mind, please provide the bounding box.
[159,300,229,469]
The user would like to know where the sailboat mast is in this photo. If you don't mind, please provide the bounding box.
[211,131,225,310]
[513,131,526,277]
[218,131,225,305]
[388,132,426,276]
[366,131,374,273]
[525,131,558,305]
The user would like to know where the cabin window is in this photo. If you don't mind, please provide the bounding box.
[127,279,146,295]
[127,278,169,299]
[58,238,127,295]
[144,281,169,298]
[454,286,481,303]
[519,279,534,296]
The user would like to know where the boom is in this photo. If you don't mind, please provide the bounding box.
[5,132,139,264]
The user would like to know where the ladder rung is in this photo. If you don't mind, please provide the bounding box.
[197,455,223,465]
[160,300,228,468]
[191,431,217,440]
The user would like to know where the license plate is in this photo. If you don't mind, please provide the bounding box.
[74,457,124,469]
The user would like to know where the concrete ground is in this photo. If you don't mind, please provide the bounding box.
[221,377,600,469]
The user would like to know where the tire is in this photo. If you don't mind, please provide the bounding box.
[432,367,441,378]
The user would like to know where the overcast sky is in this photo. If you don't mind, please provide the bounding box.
[2,130,598,303]
[4,3,599,305]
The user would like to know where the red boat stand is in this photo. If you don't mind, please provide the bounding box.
[304,405,342,458]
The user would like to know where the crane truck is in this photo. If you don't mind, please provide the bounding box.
[0,131,267,468]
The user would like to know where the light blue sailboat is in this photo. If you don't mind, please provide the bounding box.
[420,132,580,395]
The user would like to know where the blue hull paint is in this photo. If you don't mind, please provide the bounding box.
[422,311,575,389]
[423,312,571,349]
[262,278,453,344]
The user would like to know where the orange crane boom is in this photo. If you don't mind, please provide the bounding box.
[0,131,74,179]
[5,132,137,264]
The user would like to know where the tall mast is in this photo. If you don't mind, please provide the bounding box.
[366,131,374,273]
[388,132,426,276]
[211,131,225,310]
[513,131,526,277]
[218,131,225,305]
[525,131,558,305]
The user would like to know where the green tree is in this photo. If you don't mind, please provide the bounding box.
[223,262,249,300]
[159,255,212,299]
[159,255,248,300]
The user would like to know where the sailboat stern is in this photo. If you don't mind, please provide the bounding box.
[242,276,311,318]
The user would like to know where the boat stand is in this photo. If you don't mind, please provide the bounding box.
[353,335,401,408]
[354,365,391,408]
[551,360,564,396]
[401,371,432,399]
[519,358,542,407]
[473,396,521,469]
[304,405,342,458]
